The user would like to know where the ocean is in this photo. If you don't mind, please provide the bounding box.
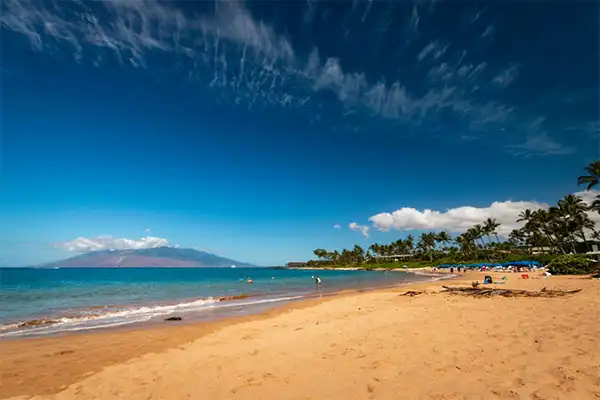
[0,267,439,338]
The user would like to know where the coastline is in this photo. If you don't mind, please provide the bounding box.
[289,265,450,277]
[0,269,439,339]
[2,272,599,399]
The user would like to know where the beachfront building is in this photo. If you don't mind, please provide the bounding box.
[286,262,307,268]
[528,246,554,255]
[371,254,412,263]
[575,240,600,255]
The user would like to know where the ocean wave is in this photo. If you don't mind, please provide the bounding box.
[0,293,305,338]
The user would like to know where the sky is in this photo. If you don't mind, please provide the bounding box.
[0,0,598,267]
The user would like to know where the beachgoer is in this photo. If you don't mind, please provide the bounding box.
[315,276,322,285]
[247,277,253,284]
[450,267,454,274]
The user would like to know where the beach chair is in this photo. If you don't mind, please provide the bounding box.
[521,274,529,279]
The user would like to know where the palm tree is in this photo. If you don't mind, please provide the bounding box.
[483,218,501,244]
[577,160,600,190]
[556,194,590,253]
[508,229,526,247]
[405,234,415,253]
[353,244,365,264]
[436,231,452,246]
[368,243,381,259]
[472,224,487,248]
[517,209,535,225]
[590,195,600,215]
[418,232,437,261]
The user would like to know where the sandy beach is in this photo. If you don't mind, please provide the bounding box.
[2,272,599,400]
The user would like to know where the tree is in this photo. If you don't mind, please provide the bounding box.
[558,194,591,252]
[577,160,600,190]
[309,191,596,266]
[418,232,437,261]
[483,218,501,244]
[405,234,415,253]
[313,248,328,260]
[353,244,365,264]
[369,243,381,258]
[590,195,600,215]
[508,229,526,248]
[436,231,452,246]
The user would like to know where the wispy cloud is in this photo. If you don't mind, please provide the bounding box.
[491,65,519,88]
[409,3,420,33]
[480,24,494,39]
[567,120,600,138]
[333,224,341,229]
[417,41,447,62]
[507,132,575,157]
[0,0,583,157]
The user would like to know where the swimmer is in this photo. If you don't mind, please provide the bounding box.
[315,276,322,285]
[247,277,253,284]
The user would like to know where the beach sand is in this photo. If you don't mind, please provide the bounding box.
[2,272,599,400]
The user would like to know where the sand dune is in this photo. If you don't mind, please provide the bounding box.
[2,272,599,400]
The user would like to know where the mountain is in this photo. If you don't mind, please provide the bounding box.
[37,247,257,268]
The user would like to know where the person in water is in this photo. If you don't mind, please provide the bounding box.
[247,277,253,284]
[315,276,322,285]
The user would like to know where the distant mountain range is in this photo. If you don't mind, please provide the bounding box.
[37,247,257,268]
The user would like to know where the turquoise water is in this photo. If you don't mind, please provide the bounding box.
[0,267,436,337]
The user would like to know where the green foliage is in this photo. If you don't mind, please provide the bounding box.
[307,164,598,272]
[547,255,597,275]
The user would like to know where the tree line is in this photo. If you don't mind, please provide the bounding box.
[310,161,600,267]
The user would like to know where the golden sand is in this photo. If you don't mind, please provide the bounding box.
[2,272,599,400]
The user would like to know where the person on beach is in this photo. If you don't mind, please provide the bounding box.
[450,267,454,274]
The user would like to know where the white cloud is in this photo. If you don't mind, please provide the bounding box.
[349,222,370,238]
[145,227,151,233]
[370,200,549,236]
[58,235,169,253]
[333,224,341,229]
[368,190,600,237]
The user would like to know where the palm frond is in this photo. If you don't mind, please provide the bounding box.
[577,175,597,189]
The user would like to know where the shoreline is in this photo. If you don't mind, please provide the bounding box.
[0,272,443,340]
[0,275,454,398]
[289,266,451,278]
[2,272,598,399]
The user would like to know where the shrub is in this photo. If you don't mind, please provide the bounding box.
[547,255,597,275]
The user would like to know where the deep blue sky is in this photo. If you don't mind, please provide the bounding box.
[1,0,598,266]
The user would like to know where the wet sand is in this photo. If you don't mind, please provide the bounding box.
[2,272,599,400]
